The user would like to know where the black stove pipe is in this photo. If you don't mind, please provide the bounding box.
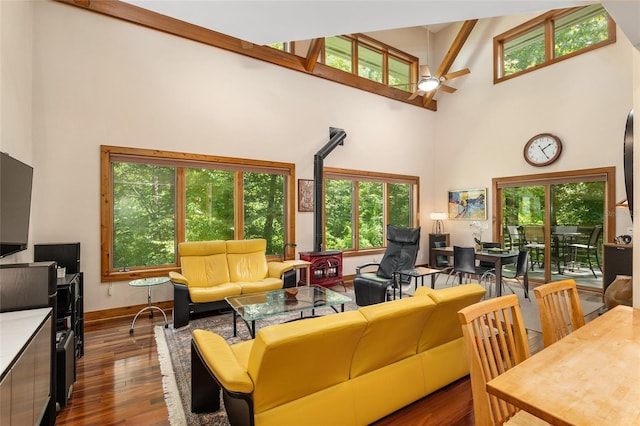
[314,127,346,252]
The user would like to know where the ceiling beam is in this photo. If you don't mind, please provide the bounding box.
[305,38,325,72]
[423,19,478,108]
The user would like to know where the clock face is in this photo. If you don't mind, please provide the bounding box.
[524,134,562,167]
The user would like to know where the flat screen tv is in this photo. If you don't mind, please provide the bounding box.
[0,152,34,258]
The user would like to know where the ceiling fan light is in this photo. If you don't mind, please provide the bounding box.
[417,76,440,92]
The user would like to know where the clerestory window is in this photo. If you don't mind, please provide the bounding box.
[494,4,615,83]
[100,146,295,281]
[323,34,415,92]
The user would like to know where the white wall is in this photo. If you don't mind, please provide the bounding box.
[433,15,634,245]
[25,2,435,312]
[0,1,35,265]
[2,1,637,312]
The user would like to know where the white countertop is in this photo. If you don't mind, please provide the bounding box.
[0,307,52,376]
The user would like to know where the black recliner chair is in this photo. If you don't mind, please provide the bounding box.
[353,225,421,306]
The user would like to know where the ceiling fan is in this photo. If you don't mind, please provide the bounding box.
[406,65,470,101]
[400,20,478,108]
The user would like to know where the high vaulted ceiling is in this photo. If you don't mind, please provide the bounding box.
[122,1,640,50]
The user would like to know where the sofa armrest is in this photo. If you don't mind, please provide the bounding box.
[192,330,254,394]
[267,261,294,278]
[169,270,188,285]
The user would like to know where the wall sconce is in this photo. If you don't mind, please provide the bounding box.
[430,212,447,235]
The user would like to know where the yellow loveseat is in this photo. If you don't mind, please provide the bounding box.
[170,239,295,328]
[191,283,486,425]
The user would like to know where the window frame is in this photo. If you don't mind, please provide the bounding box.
[322,33,418,91]
[494,6,616,83]
[323,167,420,256]
[100,145,296,281]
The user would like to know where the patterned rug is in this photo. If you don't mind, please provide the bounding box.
[154,280,603,425]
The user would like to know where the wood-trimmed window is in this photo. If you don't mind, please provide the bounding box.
[324,168,419,254]
[100,146,295,281]
[494,5,616,83]
[322,34,417,92]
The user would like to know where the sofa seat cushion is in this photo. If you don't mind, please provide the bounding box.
[238,278,283,294]
[248,311,368,414]
[350,296,436,378]
[189,282,242,303]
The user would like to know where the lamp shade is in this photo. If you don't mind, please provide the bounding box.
[430,212,447,220]
[418,76,440,92]
[430,212,447,235]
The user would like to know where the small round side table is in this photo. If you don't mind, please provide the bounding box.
[129,277,170,333]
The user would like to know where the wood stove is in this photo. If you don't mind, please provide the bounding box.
[299,251,344,289]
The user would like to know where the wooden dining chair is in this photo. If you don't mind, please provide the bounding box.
[458,295,547,425]
[533,279,585,348]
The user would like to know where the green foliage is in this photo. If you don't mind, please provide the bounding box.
[243,172,285,255]
[503,5,609,77]
[112,163,176,269]
[113,162,288,269]
[325,179,353,250]
[502,182,604,228]
[389,183,411,227]
[185,168,235,241]
[326,179,413,250]
[358,182,383,248]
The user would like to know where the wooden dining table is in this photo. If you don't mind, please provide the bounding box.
[486,305,640,426]
[430,246,523,297]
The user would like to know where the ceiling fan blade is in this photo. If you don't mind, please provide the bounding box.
[438,84,457,94]
[408,90,422,101]
[240,40,254,49]
[442,68,470,81]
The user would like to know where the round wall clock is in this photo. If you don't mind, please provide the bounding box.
[523,133,562,167]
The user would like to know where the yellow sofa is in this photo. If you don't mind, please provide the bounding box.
[191,283,486,425]
[170,239,295,328]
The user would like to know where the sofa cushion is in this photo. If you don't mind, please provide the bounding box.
[247,311,367,414]
[226,239,270,282]
[415,283,486,352]
[179,240,227,256]
[189,282,242,303]
[181,253,231,288]
[237,278,283,294]
[350,295,436,378]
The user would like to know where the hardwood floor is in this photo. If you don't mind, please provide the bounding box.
[55,293,597,426]
[56,315,170,426]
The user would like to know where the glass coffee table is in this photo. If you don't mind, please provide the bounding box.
[226,286,352,338]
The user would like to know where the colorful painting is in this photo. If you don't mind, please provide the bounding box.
[448,188,487,220]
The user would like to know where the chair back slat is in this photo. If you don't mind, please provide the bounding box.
[458,294,531,425]
[534,279,585,348]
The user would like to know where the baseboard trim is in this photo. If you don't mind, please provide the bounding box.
[85,300,174,325]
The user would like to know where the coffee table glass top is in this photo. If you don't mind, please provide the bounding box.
[225,286,351,322]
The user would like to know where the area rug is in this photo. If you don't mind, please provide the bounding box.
[154,281,603,425]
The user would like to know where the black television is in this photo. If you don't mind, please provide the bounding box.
[0,152,34,258]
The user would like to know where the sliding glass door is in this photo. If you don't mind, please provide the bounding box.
[494,168,615,291]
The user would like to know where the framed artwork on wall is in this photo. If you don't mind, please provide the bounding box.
[298,179,314,212]
[448,188,487,220]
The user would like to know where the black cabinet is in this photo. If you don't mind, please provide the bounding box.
[603,243,632,294]
[57,273,84,359]
[429,233,450,268]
